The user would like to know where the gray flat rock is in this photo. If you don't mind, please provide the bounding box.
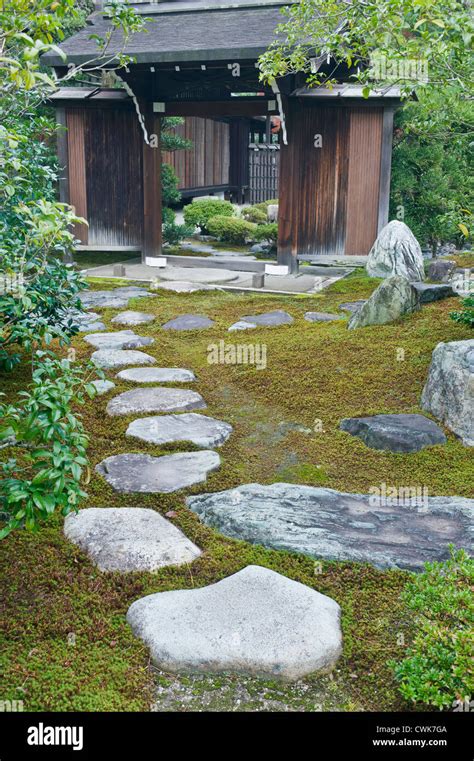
[116,367,196,383]
[339,300,367,313]
[187,483,474,571]
[107,387,206,416]
[348,276,420,329]
[304,312,344,323]
[91,380,116,396]
[159,266,238,284]
[91,349,156,369]
[412,282,456,303]
[64,507,201,571]
[236,310,294,328]
[126,413,233,448]
[126,565,342,680]
[111,311,155,326]
[84,330,154,350]
[162,314,214,331]
[96,451,220,493]
[79,287,155,310]
[427,259,456,282]
[59,309,106,333]
[340,413,447,452]
[152,281,216,293]
[228,320,257,331]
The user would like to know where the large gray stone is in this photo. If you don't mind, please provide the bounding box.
[187,483,474,571]
[162,314,214,331]
[126,413,233,448]
[427,259,456,283]
[64,507,201,571]
[366,221,425,281]
[96,451,220,493]
[340,413,446,452]
[84,330,154,350]
[116,367,196,383]
[304,312,344,323]
[412,282,456,303]
[91,349,156,369]
[106,387,206,416]
[126,565,342,680]
[421,339,474,446]
[111,311,155,326]
[234,310,293,328]
[348,275,420,329]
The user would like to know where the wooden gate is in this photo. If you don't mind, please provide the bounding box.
[248,143,280,204]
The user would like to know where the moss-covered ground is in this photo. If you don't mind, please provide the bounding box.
[0,271,472,712]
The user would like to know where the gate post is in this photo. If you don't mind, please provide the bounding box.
[142,102,162,264]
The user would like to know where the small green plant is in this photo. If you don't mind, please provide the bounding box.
[161,207,192,246]
[183,199,234,234]
[391,548,474,709]
[242,205,268,224]
[254,222,278,247]
[450,295,474,328]
[207,215,257,245]
[0,352,99,538]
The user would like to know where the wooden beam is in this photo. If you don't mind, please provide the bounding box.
[56,107,69,205]
[142,104,162,263]
[377,107,395,233]
[164,100,276,118]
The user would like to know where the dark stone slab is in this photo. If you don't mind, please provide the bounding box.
[304,312,344,323]
[162,314,214,330]
[340,413,447,452]
[339,300,367,313]
[412,282,456,303]
[426,260,456,283]
[237,310,293,327]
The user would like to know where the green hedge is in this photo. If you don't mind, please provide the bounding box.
[242,206,268,224]
[254,223,278,246]
[207,215,257,245]
[183,199,234,233]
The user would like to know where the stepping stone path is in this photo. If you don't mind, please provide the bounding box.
[187,483,474,570]
[304,312,344,323]
[91,379,116,396]
[116,367,196,383]
[91,349,156,369]
[152,281,216,293]
[126,565,342,680]
[79,286,155,310]
[84,330,154,351]
[339,300,367,313]
[162,314,214,330]
[96,451,220,493]
[126,413,233,448]
[412,282,455,303]
[106,387,206,416]
[228,310,293,331]
[111,311,155,326]
[340,413,447,452]
[64,507,201,571]
[60,309,106,333]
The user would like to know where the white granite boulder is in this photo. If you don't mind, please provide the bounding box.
[366,221,425,282]
[126,413,233,448]
[106,387,206,416]
[91,349,156,369]
[348,275,420,329]
[64,507,201,571]
[421,339,474,446]
[126,565,342,680]
[96,451,220,493]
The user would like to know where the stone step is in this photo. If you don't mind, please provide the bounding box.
[111,311,155,326]
[91,349,156,369]
[106,387,206,416]
[84,330,154,351]
[96,451,220,493]
[126,413,233,448]
[116,367,196,383]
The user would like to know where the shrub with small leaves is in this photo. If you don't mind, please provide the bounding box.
[183,199,235,234]
[206,215,257,245]
[450,295,474,328]
[391,548,474,709]
[242,205,268,224]
[254,222,278,247]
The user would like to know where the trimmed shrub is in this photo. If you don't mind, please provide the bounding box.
[450,295,474,328]
[242,205,268,224]
[254,223,278,246]
[183,199,234,233]
[207,215,257,245]
[391,548,474,709]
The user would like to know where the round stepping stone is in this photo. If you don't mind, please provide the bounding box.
[91,349,156,369]
[107,387,206,416]
[233,310,293,328]
[162,314,214,331]
[340,413,447,452]
[339,300,367,313]
[152,281,216,293]
[84,330,154,351]
[91,379,116,396]
[126,565,342,680]
[111,311,155,326]
[187,484,474,570]
[159,267,238,284]
[126,413,233,448]
[116,367,196,383]
[304,312,344,323]
[96,451,220,493]
[64,507,201,571]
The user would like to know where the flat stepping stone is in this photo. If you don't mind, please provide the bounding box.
[412,282,456,303]
[340,413,447,452]
[126,565,342,680]
[64,507,201,571]
[116,367,196,383]
[152,281,216,293]
[79,287,155,310]
[111,311,155,326]
[187,483,474,571]
[231,310,294,329]
[304,312,344,323]
[59,309,106,332]
[106,387,206,416]
[126,413,233,447]
[228,320,257,331]
[339,300,367,313]
[91,379,116,396]
[162,314,214,331]
[159,266,238,284]
[84,330,154,350]
[91,349,156,369]
[96,451,220,493]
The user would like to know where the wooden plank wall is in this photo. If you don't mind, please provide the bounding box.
[163,117,230,190]
[66,111,88,243]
